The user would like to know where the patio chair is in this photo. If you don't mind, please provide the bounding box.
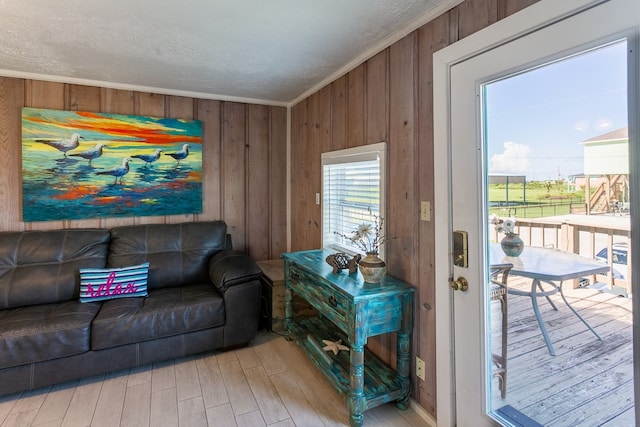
[490,262,513,399]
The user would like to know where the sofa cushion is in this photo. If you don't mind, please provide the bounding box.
[0,301,101,368]
[0,229,110,309]
[79,262,149,303]
[90,283,225,350]
[108,221,228,290]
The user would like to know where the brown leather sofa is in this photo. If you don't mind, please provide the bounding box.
[0,221,262,396]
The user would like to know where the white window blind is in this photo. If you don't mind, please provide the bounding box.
[321,142,386,257]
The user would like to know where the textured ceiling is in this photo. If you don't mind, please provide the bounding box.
[0,0,458,105]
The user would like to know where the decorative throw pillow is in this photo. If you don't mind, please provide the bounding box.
[79,262,149,303]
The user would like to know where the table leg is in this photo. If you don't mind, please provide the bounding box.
[537,281,558,311]
[348,345,365,427]
[558,282,602,341]
[396,332,411,409]
[531,279,556,356]
[395,292,413,409]
[284,288,293,341]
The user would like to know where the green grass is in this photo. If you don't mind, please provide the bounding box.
[488,181,585,219]
[488,181,584,203]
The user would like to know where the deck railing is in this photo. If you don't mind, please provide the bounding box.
[491,215,631,295]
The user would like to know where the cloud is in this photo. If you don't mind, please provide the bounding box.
[490,141,532,174]
[594,117,613,131]
[574,117,613,133]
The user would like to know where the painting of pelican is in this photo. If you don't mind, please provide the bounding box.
[37,133,84,157]
[95,157,131,184]
[165,144,190,164]
[132,148,163,167]
[21,107,203,222]
[69,143,105,165]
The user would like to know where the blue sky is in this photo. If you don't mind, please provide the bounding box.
[484,40,628,181]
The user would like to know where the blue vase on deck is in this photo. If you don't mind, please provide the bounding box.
[501,235,524,257]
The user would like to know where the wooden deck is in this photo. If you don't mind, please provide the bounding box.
[491,276,634,426]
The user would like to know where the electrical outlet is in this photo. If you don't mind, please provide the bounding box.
[416,356,426,381]
[420,201,430,221]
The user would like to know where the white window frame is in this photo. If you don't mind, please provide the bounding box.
[321,142,387,259]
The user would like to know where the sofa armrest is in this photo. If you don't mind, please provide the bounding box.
[209,250,263,347]
[209,250,262,292]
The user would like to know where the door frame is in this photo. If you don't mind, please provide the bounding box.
[432,0,620,425]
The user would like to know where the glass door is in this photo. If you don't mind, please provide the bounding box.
[483,40,632,426]
[435,0,640,424]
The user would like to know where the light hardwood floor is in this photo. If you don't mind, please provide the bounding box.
[0,331,430,427]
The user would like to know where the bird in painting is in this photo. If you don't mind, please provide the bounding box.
[132,148,162,167]
[96,158,131,184]
[164,144,190,164]
[36,133,84,157]
[69,143,105,165]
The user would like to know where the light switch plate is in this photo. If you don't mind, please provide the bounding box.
[420,201,430,221]
[416,357,426,381]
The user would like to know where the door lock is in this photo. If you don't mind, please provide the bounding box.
[450,276,469,292]
[453,230,468,268]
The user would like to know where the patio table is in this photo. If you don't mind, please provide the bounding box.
[490,243,609,356]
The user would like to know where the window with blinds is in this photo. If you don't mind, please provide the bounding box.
[321,142,386,258]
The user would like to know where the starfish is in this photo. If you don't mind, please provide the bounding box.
[322,339,350,355]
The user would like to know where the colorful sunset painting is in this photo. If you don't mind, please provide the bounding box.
[21,107,203,222]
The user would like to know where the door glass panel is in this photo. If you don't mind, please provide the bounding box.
[483,40,634,425]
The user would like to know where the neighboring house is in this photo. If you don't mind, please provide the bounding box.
[580,127,630,213]
[582,127,629,176]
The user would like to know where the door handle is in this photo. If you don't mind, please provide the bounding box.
[450,276,469,292]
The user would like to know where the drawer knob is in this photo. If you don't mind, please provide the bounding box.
[328,295,338,308]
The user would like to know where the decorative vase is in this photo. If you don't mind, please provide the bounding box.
[358,253,386,283]
[501,234,524,257]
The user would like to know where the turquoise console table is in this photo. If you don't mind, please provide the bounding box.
[282,249,415,427]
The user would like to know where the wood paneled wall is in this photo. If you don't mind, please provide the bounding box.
[0,77,287,261]
[290,0,540,417]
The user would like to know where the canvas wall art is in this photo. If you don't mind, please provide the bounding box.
[21,107,203,222]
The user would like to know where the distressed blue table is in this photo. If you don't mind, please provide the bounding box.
[282,249,415,427]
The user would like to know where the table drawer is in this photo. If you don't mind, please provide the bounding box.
[288,265,349,328]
